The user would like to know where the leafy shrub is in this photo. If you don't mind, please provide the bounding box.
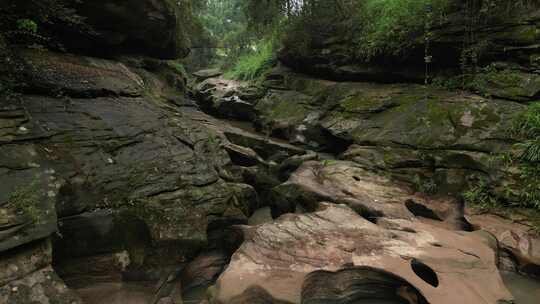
[167,61,188,77]
[516,162,540,209]
[514,102,540,138]
[16,19,38,33]
[463,179,500,211]
[356,0,451,59]
[512,102,540,209]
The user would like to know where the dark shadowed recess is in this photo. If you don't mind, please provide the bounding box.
[302,266,430,304]
[410,259,439,288]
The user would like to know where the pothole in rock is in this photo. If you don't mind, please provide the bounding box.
[405,200,442,221]
[410,259,439,288]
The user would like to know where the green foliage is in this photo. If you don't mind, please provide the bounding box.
[412,174,438,195]
[356,0,450,59]
[16,19,38,33]
[167,61,188,77]
[514,102,540,139]
[463,179,501,211]
[461,102,540,230]
[516,162,540,209]
[465,176,540,233]
[511,102,540,210]
[321,159,337,167]
[224,40,276,81]
[518,139,540,163]
[466,102,540,215]
[192,0,256,68]
[242,0,540,66]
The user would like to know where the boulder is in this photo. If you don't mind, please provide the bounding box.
[193,77,260,121]
[182,106,305,160]
[212,203,513,304]
[466,67,540,102]
[193,69,223,81]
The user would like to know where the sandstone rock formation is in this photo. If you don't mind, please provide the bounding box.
[193,66,527,204]
[212,203,513,304]
[3,1,540,303]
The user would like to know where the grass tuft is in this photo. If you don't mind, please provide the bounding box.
[224,40,275,81]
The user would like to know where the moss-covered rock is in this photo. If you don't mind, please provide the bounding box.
[0,48,264,301]
[469,67,540,102]
[252,68,527,200]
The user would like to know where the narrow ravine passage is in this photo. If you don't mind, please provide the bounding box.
[2,1,540,304]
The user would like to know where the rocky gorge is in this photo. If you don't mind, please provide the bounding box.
[1,1,540,304]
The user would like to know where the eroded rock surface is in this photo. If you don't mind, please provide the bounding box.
[213,203,513,304]
[0,48,265,302]
[192,67,527,202]
[468,211,540,277]
[272,160,471,231]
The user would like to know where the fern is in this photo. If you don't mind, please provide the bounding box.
[518,139,540,163]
